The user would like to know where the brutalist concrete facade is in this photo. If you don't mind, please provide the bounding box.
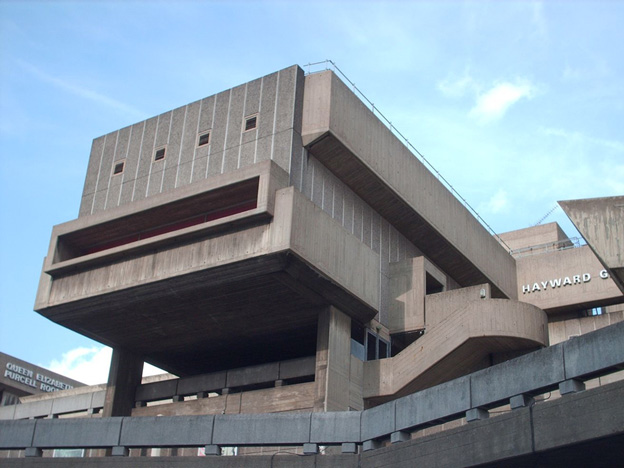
[30,65,622,422]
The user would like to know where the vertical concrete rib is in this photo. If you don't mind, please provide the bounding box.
[253,77,264,164]
[205,94,218,179]
[270,70,280,161]
[174,104,189,188]
[130,121,146,203]
[158,111,174,193]
[103,130,119,210]
[144,114,160,198]
[116,124,133,207]
[90,133,108,215]
[237,83,248,169]
[189,98,203,184]
[220,89,232,175]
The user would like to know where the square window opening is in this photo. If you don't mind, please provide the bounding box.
[244,115,257,132]
[154,147,166,161]
[113,161,125,175]
[198,132,210,147]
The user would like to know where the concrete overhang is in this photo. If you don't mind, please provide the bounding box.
[301,71,517,299]
[34,163,380,376]
[560,195,624,294]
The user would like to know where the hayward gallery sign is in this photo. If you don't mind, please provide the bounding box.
[522,269,610,294]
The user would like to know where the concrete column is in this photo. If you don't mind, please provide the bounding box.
[314,306,352,412]
[102,348,144,417]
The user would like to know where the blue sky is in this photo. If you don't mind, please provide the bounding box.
[1,1,623,384]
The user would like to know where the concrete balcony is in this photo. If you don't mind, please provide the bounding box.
[35,161,379,376]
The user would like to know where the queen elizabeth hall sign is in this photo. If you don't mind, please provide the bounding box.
[0,352,83,396]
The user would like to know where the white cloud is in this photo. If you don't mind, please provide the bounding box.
[469,80,537,123]
[437,72,478,98]
[482,188,509,214]
[17,60,146,121]
[46,346,166,386]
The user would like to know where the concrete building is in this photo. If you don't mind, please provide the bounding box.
[0,353,84,407]
[1,65,623,464]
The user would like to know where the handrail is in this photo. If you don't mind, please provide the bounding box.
[2,321,622,456]
[0,356,315,421]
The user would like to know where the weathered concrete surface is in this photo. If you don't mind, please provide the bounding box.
[470,344,564,408]
[560,195,624,293]
[34,167,379,376]
[388,256,447,333]
[498,222,571,255]
[3,380,622,467]
[313,307,353,412]
[102,349,143,417]
[119,415,214,447]
[301,70,517,300]
[515,245,623,313]
[0,420,36,449]
[32,418,124,448]
[548,305,624,345]
[310,411,361,444]
[79,65,304,218]
[211,413,311,446]
[395,376,471,431]
[563,320,624,379]
[0,455,361,467]
[364,295,547,401]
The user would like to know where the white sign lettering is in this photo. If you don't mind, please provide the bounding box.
[522,270,609,294]
[5,362,74,392]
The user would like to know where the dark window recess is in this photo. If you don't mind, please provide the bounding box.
[113,161,125,175]
[379,340,388,359]
[198,132,210,147]
[426,273,444,295]
[54,176,261,263]
[362,330,391,361]
[244,116,257,131]
[154,148,166,161]
[366,332,377,361]
[351,322,366,345]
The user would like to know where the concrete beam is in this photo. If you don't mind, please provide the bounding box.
[119,415,214,447]
[32,418,123,448]
[0,420,36,449]
[211,413,311,446]
[560,195,624,293]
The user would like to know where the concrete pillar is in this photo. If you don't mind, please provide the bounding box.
[102,348,144,417]
[314,306,352,412]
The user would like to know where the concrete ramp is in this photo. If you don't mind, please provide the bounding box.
[364,295,548,403]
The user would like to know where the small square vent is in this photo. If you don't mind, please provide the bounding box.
[244,115,257,132]
[113,161,125,175]
[154,147,166,161]
[198,132,210,147]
